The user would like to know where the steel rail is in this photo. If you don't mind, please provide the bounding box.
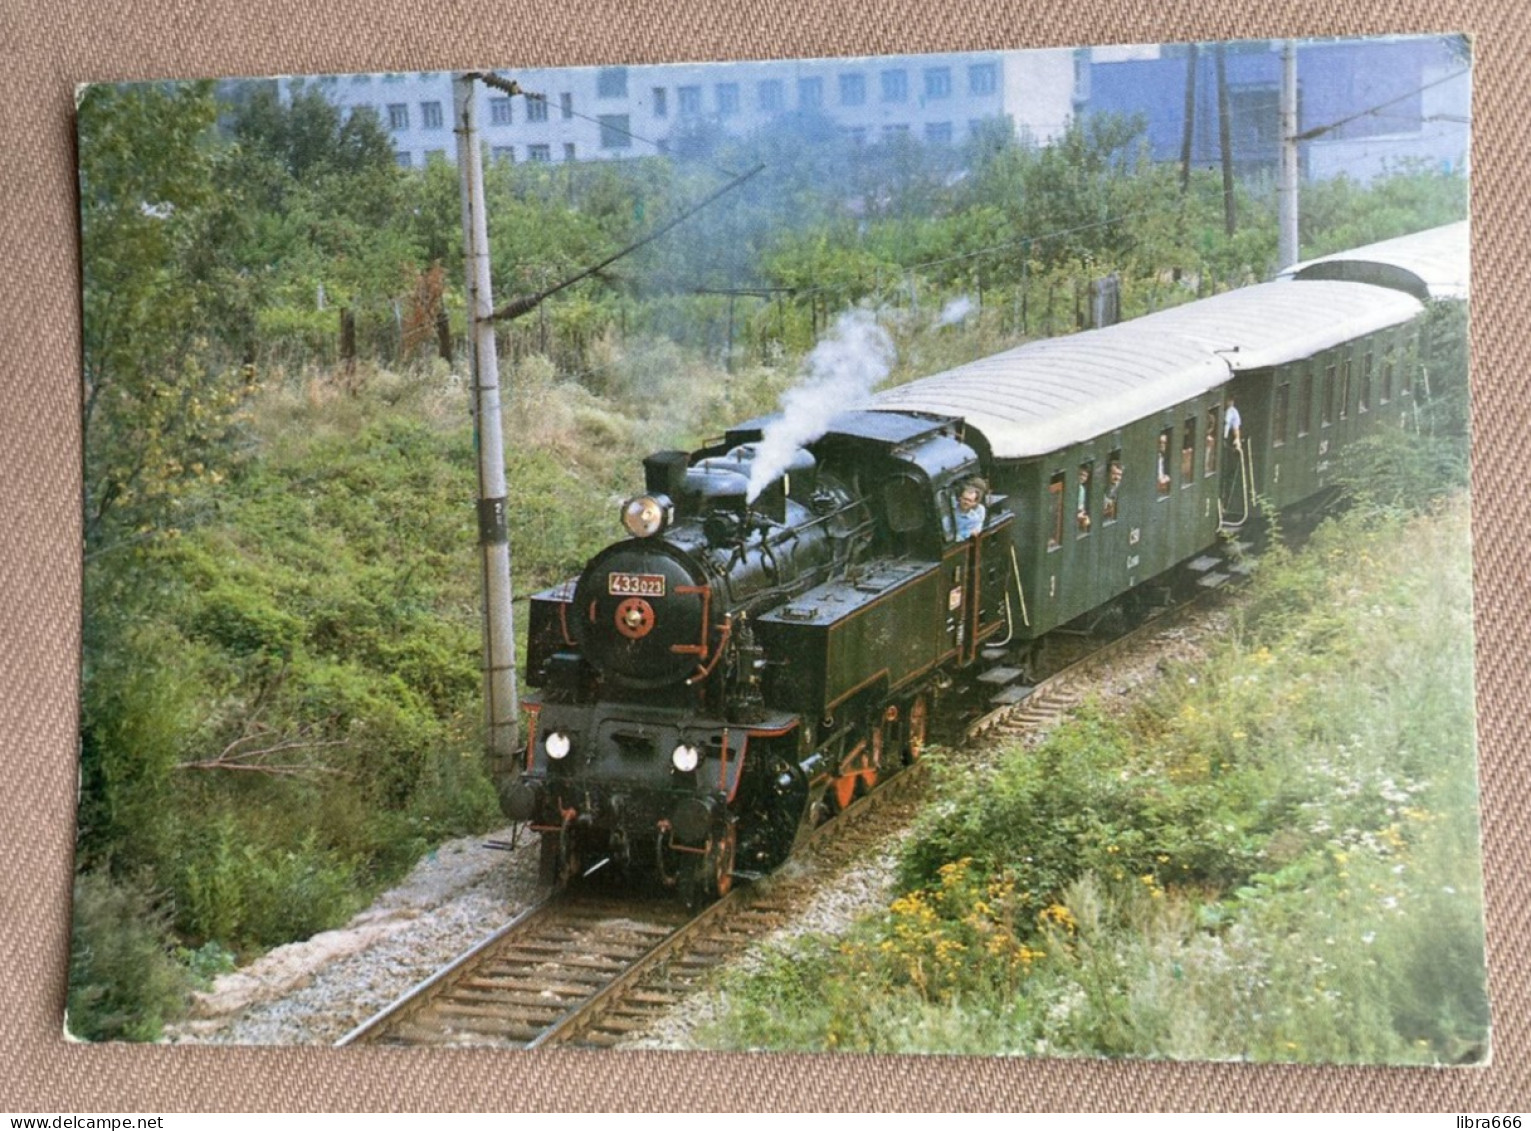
[334,893,557,1046]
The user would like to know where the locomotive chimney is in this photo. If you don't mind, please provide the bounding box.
[643,450,690,498]
[753,478,787,525]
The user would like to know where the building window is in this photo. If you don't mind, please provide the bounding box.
[424,149,447,164]
[716,82,740,116]
[387,103,409,130]
[318,75,339,87]
[421,101,443,130]
[678,85,702,116]
[526,95,549,123]
[561,92,573,120]
[528,144,551,162]
[652,87,668,118]
[969,62,998,96]
[597,67,628,99]
[798,76,823,109]
[839,73,866,106]
[490,97,513,126]
[564,142,576,162]
[924,67,952,99]
[881,69,907,102]
[1230,86,1282,156]
[757,80,783,112]
[842,125,868,146]
[599,114,632,149]
[395,151,413,168]
[351,74,372,84]
[881,123,910,140]
[382,72,406,83]
[924,121,953,146]
[491,146,515,163]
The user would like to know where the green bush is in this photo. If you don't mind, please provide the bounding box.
[68,872,191,1042]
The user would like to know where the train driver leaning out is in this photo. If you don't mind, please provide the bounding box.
[955,478,988,540]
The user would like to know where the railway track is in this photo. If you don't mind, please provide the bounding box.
[335,760,926,1048]
[338,573,1233,1049]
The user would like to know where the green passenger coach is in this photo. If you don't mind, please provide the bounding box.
[872,222,1466,641]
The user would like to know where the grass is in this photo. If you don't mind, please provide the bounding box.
[703,496,1488,1063]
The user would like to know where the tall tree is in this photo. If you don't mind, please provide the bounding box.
[79,81,251,550]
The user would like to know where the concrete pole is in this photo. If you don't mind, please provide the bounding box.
[453,74,520,767]
[1278,41,1300,269]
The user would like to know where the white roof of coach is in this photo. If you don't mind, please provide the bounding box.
[871,280,1422,460]
[1276,221,1469,301]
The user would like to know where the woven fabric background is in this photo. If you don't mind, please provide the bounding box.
[3,0,1523,1112]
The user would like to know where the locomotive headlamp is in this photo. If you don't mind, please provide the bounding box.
[671,743,701,773]
[621,494,672,538]
[545,731,572,760]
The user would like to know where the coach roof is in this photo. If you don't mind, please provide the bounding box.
[870,279,1422,460]
[1275,221,1469,302]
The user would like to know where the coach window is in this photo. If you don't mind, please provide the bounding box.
[1180,418,1196,485]
[1047,472,1066,550]
[1359,352,1373,413]
[1156,428,1173,496]
[1076,461,1093,535]
[1321,362,1336,428]
[1380,349,1394,405]
[1203,408,1219,476]
[1273,382,1290,447]
[1339,356,1352,421]
[1298,370,1313,437]
[1102,451,1123,523]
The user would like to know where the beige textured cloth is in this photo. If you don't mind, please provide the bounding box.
[3,0,1524,1111]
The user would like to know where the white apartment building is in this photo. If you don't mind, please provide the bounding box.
[299,50,1079,167]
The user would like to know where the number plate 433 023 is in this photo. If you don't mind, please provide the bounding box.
[608,572,666,597]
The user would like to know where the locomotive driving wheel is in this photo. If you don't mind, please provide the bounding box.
[682,820,737,908]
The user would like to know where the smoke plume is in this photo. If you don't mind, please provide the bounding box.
[936,295,975,327]
[745,309,895,502]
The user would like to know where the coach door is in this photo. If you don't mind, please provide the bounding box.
[959,507,1014,666]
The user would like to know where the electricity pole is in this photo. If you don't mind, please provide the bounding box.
[1278,40,1300,268]
[453,73,520,771]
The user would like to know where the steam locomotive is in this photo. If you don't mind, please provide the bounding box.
[502,223,1468,903]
